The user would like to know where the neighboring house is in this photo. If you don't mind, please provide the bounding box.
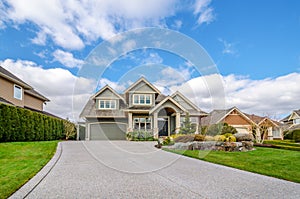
[246,114,283,140]
[201,106,283,140]
[201,107,256,134]
[80,77,206,140]
[280,109,300,131]
[0,66,49,111]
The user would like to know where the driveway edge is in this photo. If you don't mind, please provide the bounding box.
[9,142,63,199]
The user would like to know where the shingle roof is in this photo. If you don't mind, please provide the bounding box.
[0,66,32,89]
[201,109,229,126]
[0,66,49,102]
[25,89,50,101]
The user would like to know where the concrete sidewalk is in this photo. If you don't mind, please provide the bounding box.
[11,141,300,198]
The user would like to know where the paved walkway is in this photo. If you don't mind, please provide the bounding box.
[11,141,300,198]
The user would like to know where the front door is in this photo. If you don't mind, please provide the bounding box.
[158,118,168,136]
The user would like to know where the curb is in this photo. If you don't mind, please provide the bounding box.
[9,142,63,199]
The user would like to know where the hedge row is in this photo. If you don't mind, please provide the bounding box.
[284,129,300,142]
[0,103,73,142]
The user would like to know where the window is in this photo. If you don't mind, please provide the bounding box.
[294,118,300,124]
[132,94,151,105]
[14,85,22,100]
[98,100,116,109]
[133,117,152,131]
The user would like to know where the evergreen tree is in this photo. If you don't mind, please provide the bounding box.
[179,113,195,134]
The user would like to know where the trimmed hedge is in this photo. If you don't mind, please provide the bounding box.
[284,129,300,142]
[0,103,74,142]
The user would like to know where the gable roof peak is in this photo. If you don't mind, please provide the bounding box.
[124,77,161,94]
[91,84,125,101]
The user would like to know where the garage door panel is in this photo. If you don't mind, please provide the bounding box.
[90,123,126,140]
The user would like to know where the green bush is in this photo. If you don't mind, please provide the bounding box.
[205,123,238,136]
[126,131,154,141]
[227,135,236,142]
[292,130,300,142]
[283,129,300,142]
[0,103,73,142]
[214,135,226,142]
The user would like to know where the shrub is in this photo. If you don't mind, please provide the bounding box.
[223,133,233,138]
[194,134,205,141]
[221,123,238,135]
[227,135,236,142]
[205,123,238,136]
[126,131,154,141]
[284,130,293,140]
[174,135,195,143]
[234,133,254,142]
[214,135,226,142]
[292,130,300,142]
[162,137,174,145]
[204,135,214,141]
[0,103,69,142]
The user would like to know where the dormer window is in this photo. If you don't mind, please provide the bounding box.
[133,94,151,105]
[14,85,22,100]
[98,100,116,109]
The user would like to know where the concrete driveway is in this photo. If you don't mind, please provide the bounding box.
[11,141,300,199]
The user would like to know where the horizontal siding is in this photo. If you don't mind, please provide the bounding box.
[0,77,24,107]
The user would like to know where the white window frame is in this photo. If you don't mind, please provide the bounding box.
[132,94,152,105]
[14,84,22,100]
[133,117,152,131]
[98,100,116,109]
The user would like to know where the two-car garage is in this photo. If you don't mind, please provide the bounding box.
[88,122,127,140]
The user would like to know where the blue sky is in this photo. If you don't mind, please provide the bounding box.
[0,0,300,120]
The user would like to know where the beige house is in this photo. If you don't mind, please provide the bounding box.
[0,66,49,111]
[247,114,283,140]
[280,110,300,131]
[80,77,207,140]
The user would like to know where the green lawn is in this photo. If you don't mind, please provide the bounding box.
[164,147,300,183]
[0,141,59,199]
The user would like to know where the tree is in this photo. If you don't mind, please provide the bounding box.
[179,113,196,134]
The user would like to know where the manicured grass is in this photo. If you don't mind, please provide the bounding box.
[164,147,300,183]
[0,141,59,199]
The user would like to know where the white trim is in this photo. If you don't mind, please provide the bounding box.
[171,91,201,112]
[13,84,22,100]
[124,77,161,94]
[149,96,187,114]
[92,85,125,102]
[132,116,152,131]
[217,107,257,127]
[98,99,117,110]
[132,94,152,105]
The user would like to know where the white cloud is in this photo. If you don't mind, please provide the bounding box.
[1,0,180,50]
[97,78,127,93]
[171,73,300,119]
[52,49,84,68]
[0,59,96,121]
[218,38,237,55]
[193,0,215,25]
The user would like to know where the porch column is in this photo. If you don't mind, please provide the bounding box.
[255,127,261,142]
[175,112,181,134]
[153,112,158,138]
[268,127,273,140]
[128,112,133,132]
